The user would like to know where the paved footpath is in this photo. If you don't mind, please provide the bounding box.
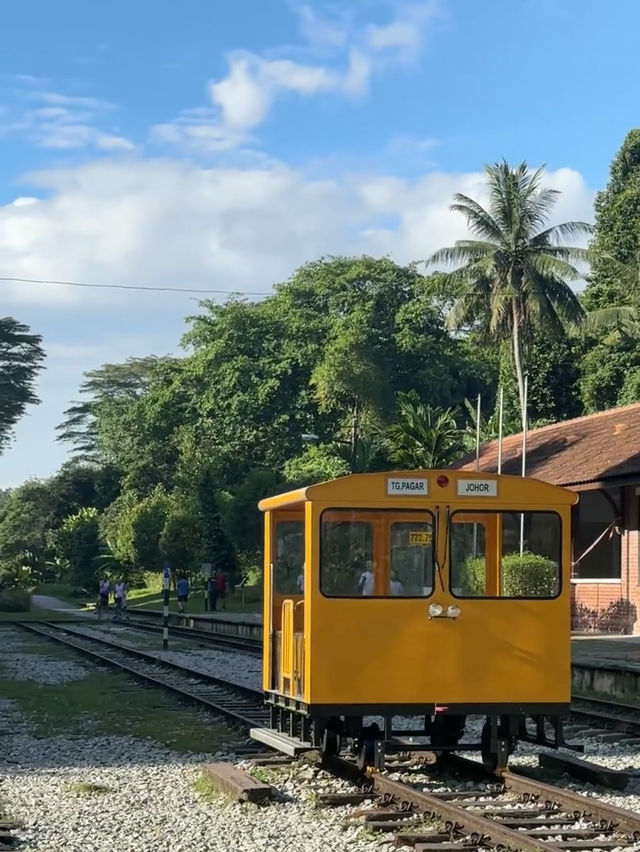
[31,595,93,618]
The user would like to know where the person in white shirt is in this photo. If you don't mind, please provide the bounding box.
[358,561,374,596]
[296,569,304,594]
[114,581,126,617]
[389,572,403,595]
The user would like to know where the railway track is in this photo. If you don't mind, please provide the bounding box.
[569,696,640,740]
[116,614,262,654]
[19,622,268,729]
[311,753,640,852]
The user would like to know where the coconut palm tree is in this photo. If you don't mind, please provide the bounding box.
[428,161,591,425]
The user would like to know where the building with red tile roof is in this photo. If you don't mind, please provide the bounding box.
[454,402,640,634]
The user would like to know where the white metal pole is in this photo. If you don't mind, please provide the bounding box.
[475,393,481,472]
[497,387,504,474]
[520,375,528,556]
[472,394,481,557]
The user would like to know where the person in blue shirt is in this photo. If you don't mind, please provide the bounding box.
[176,576,189,613]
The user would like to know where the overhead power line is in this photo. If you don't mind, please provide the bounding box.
[0,274,268,297]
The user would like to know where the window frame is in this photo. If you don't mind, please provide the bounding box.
[448,508,563,601]
[319,506,436,599]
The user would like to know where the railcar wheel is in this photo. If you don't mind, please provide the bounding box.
[355,739,375,771]
[354,722,380,771]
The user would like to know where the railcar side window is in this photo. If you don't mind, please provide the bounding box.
[320,514,373,595]
[320,510,434,597]
[274,519,304,594]
[449,511,561,599]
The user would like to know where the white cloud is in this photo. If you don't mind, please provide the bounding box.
[0,155,595,486]
[291,2,348,49]
[154,1,439,151]
[1,87,134,152]
[0,158,595,310]
[365,1,440,56]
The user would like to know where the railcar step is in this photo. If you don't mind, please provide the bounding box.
[249,727,315,756]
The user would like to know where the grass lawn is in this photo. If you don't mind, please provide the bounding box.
[0,632,237,752]
[31,578,263,616]
[128,584,262,615]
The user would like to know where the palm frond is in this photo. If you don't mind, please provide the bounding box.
[449,195,504,242]
[531,221,593,246]
[427,242,494,269]
[582,306,638,334]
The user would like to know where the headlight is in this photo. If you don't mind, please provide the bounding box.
[446,605,461,618]
[428,603,443,618]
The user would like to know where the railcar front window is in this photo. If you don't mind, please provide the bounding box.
[449,511,561,599]
[320,510,434,597]
[274,519,304,594]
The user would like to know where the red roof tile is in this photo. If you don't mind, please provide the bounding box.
[453,402,640,488]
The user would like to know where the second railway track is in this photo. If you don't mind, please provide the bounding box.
[19,622,268,729]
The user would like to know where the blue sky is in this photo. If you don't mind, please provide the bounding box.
[0,0,638,486]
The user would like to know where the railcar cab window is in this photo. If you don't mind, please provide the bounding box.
[320,509,434,597]
[449,511,561,599]
[274,519,304,594]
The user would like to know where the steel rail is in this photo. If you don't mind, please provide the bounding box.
[114,615,262,654]
[320,753,640,852]
[18,622,268,729]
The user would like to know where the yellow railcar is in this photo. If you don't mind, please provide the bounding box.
[257,469,577,769]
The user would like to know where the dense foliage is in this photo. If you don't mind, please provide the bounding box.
[4,142,640,594]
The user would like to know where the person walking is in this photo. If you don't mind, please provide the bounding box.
[214,568,227,611]
[114,580,126,619]
[208,574,218,612]
[176,575,189,613]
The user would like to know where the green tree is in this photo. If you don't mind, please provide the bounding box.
[385,392,463,469]
[48,508,100,587]
[196,470,236,581]
[0,318,45,452]
[583,129,640,310]
[429,161,590,425]
[159,505,203,581]
[0,480,57,573]
[283,446,350,487]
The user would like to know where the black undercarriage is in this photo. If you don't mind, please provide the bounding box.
[265,693,576,771]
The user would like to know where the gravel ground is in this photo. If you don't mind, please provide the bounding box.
[0,629,389,852]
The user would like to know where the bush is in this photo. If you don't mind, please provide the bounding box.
[0,589,31,612]
[501,551,558,597]
[455,556,486,596]
[453,551,558,597]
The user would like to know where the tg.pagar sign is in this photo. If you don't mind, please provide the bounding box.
[386,477,428,496]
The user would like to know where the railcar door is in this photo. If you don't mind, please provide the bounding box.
[266,511,306,699]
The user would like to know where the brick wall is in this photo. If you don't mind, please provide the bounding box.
[571,485,640,634]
